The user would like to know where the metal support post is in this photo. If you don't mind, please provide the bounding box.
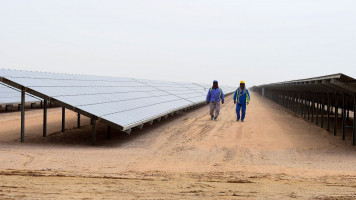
[334,93,339,136]
[62,107,65,132]
[342,93,346,140]
[43,99,47,137]
[311,93,315,123]
[327,92,331,131]
[308,98,310,121]
[298,93,301,115]
[321,94,325,128]
[21,88,25,142]
[353,93,356,145]
[315,95,320,125]
[303,93,307,119]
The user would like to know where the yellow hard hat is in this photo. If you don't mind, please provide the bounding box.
[240,80,245,84]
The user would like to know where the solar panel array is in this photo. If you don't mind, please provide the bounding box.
[0,83,41,105]
[0,69,236,130]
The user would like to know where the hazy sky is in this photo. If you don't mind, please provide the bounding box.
[1,0,355,87]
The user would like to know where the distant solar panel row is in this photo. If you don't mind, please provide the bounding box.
[0,69,236,131]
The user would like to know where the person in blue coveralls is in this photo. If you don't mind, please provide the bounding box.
[206,80,224,121]
[233,80,250,122]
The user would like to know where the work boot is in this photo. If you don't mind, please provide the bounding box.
[211,116,214,120]
[214,116,218,121]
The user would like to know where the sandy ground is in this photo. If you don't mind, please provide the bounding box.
[0,92,356,199]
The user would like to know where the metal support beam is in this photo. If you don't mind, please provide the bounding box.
[123,128,132,134]
[291,93,294,111]
[294,93,297,114]
[353,93,356,146]
[43,99,47,137]
[21,88,25,142]
[331,106,334,115]
[299,94,302,116]
[295,93,298,113]
[330,79,356,94]
[291,93,294,112]
[61,107,65,132]
[316,95,319,125]
[77,113,81,128]
[92,118,96,146]
[298,93,301,115]
[287,92,290,110]
[294,93,297,113]
[282,92,285,107]
[302,92,305,118]
[321,94,325,128]
[311,93,315,122]
[334,93,338,136]
[138,124,144,130]
[308,99,310,121]
[303,92,307,119]
[289,93,292,111]
[327,92,331,131]
[323,80,354,95]
[342,93,346,140]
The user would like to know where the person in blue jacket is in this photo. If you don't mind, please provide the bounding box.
[206,80,224,120]
[233,80,250,122]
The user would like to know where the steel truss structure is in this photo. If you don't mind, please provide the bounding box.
[252,73,356,145]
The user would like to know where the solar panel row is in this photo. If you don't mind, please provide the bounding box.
[0,69,236,131]
[0,83,41,105]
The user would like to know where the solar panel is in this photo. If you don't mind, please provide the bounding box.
[0,69,236,130]
[0,83,41,105]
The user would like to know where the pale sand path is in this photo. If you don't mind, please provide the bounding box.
[0,92,356,199]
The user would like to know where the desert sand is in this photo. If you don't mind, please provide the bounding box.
[0,92,356,199]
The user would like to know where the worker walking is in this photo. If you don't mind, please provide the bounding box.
[206,80,224,120]
[233,81,250,122]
